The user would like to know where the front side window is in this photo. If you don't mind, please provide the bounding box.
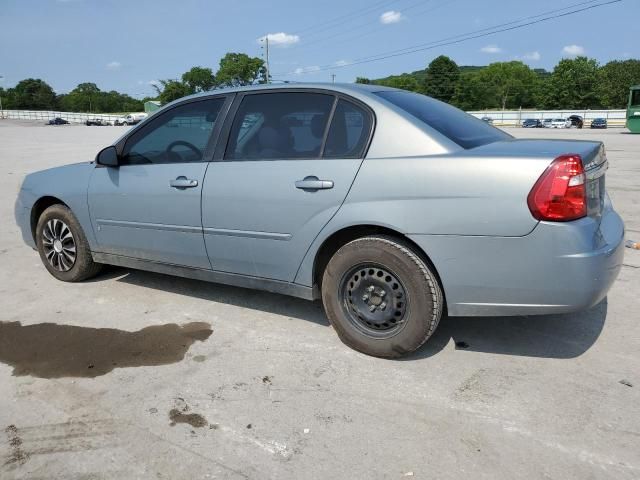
[122,98,225,165]
[630,89,640,107]
[225,92,335,160]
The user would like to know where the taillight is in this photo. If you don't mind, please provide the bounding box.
[527,154,587,221]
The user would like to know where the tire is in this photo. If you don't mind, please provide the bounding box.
[321,235,443,358]
[35,204,103,282]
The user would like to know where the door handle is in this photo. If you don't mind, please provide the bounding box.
[170,176,198,189]
[295,176,334,191]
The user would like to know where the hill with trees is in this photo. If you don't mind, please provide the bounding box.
[358,55,640,110]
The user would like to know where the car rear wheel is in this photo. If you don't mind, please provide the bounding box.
[321,235,443,358]
[36,204,103,282]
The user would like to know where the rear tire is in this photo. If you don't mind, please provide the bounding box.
[36,204,103,282]
[321,235,443,358]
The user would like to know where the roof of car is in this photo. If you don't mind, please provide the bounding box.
[181,82,400,101]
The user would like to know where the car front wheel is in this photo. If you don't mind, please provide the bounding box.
[321,235,443,358]
[36,204,103,282]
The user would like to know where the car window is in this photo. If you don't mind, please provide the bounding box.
[225,92,335,160]
[323,99,372,159]
[122,98,225,165]
[375,90,511,149]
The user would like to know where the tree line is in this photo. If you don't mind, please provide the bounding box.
[2,52,638,113]
[357,56,640,110]
[0,52,266,113]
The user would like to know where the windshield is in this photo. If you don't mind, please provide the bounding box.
[374,90,511,149]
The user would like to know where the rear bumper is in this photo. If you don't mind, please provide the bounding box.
[409,200,624,317]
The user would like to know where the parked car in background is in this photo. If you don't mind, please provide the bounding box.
[551,118,569,128]
[522,118,543,128]
[480,116,494,124]
[542,118,554,128]
[15,83,624,358]
[590,118,608,129]
[47,117,69,125]
[113,117,128,126]
[124,113,148,125]
[568,115,584,128]
[85,118,109,126]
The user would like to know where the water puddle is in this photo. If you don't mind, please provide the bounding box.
[0,321,212,378]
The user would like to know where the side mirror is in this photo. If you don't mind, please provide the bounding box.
[96,145,119,167]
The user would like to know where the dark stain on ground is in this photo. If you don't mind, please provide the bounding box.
[168,409,208,428]
[262,375,272,384]
[455,341,470,349]
[193,355,207,362]
[0,321,212,379]
[4,424,29,467]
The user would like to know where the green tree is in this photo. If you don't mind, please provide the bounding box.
[423,55,459,103]
[355,77,371,84]
[545,56,600,109]
[375,73,421,92]
[597,59,640,108]
[6,78,57,110]
[152,79,192,105]
[182,66,216,93]
[215,53,265,87]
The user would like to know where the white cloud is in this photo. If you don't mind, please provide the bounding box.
[562,44,585,56]
[480,45,502,54]
[522,51,541,61]
[294,66,321,75]
[334,59,350,67]
[380,11,403,24]
[106,61,121,70]
[257,32,300,47]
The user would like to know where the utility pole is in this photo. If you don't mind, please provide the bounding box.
[0,75,4,119]
[261,36,270,84]
[331,73,336,84]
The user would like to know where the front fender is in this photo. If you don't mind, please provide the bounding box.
[15,163,97,249]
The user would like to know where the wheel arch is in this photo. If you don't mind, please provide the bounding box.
[311,224,447,312]
[31,196,69,242]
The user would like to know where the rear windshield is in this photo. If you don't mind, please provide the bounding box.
[374,90,511,149]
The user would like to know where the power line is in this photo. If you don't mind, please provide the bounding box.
[296,0,449,52]
[291,0,403,37]
[275,0,621,76]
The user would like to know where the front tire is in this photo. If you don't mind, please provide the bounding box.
[36,204,103,282]
[321,236,443,358]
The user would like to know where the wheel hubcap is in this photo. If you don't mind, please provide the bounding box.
[341,264,408,337]
[42,219,76,272]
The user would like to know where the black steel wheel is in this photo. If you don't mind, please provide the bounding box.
[340,264,408,338]
[322,235,443,358]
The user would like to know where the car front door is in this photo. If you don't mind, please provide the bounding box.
[88,96,229,269]
[201,91,373,281]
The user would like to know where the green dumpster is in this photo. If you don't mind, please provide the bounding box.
[627,85,640,133]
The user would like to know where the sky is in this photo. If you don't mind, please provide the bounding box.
[0,0,638,97]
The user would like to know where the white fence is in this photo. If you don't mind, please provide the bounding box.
[468,109,627,127]
[0,110,126,123]
[0,108,629,127]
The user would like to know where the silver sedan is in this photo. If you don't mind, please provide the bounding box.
[14,84,624,357]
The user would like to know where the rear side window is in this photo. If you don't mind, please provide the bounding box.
[122,98,225,165]
[324,99,372,158]
[375,90,511,149]
[225,92,335,160]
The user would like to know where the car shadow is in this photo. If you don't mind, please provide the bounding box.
[109,267,330,327]
[106,267,607,360]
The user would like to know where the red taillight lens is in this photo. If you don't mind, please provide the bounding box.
[527,154,587,221]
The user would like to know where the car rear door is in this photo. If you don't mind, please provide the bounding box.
[201,91,374,281]
[88,96,230,269]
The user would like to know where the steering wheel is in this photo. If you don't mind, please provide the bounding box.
[166,141,202,162]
